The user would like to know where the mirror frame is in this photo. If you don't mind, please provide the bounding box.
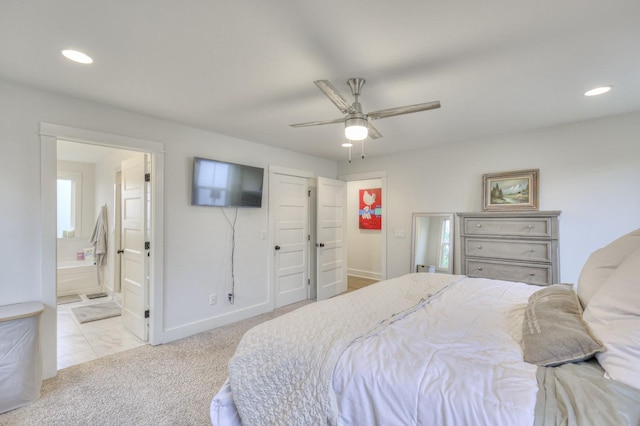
[410,212,455,275]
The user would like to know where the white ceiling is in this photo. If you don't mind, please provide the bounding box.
[2,1,639,161]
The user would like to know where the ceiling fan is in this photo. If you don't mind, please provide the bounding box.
[290,78,441,141]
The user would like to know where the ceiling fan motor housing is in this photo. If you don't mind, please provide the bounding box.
[347,78,366,98]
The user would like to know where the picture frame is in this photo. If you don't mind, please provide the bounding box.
[482,169,539,211]
[359,188,382,230]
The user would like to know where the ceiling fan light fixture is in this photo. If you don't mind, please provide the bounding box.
[344,117,368,140]
[342,141,353,147]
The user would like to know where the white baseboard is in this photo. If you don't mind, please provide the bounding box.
[347,268,382,281]
[157,301,274,344]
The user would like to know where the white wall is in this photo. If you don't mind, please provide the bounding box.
[337,111,640,284]
[0,79,337,377]
[346,179,382,280]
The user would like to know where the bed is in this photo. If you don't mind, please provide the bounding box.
[211,228,640,425]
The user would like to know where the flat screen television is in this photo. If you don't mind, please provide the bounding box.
[191,157,264,207]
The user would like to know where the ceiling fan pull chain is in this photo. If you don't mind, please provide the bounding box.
[361,140,365,159]
[348,146,352,163]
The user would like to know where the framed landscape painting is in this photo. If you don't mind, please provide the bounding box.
[482,169,539,211]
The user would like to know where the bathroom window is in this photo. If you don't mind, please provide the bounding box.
[57,171,82,238]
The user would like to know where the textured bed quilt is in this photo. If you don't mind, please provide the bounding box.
[211,274,543,425]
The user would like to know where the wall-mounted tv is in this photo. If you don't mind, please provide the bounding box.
[191,157,264,207]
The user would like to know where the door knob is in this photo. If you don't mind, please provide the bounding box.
[275,245,281,250]
[117,249,124,254]
[316,243,325,247]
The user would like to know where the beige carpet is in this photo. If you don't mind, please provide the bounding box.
[0,300,311,426]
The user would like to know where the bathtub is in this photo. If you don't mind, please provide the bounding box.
[57,259,100,296]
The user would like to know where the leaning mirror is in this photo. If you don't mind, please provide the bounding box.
[411,213,454,274]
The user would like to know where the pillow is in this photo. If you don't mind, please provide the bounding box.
[584,247,640,390]
[522,284,605,367]
[577,228,640,308]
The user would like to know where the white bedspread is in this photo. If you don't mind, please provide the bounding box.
[213,275,542,425]
[334,277,540,425]
[226,273,463,426]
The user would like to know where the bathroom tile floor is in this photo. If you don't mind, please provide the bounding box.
[57,294,146,370]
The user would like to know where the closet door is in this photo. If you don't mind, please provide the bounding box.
[316,177,347,300]
[271,173,309,308]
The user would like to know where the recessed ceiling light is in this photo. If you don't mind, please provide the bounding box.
[584,86,611,97]
[61,49,93,64]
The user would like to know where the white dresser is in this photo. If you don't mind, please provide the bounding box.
[457,211,560,285]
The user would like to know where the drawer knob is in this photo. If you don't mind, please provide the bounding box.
[528,249,535,253]
[476,224,482,228]
[528,225,535,229]
[529,273,535,276]
[477,267,483,271]
[477,245,483,249]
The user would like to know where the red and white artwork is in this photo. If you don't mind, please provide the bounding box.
[359,188,382,230]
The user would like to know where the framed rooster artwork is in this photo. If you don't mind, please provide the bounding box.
[359,188,382,230]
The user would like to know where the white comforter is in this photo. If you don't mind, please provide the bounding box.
[211,275,542,425]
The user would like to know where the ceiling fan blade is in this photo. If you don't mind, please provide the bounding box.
[314,80,355,114]
[290,117,345,128]
[368,122,382,139]
[367,101,441,120]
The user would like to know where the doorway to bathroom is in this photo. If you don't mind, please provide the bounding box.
[40,122,165,379]
[55,140,150,369]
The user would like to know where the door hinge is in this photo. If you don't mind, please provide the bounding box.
[308,278,311,285]
[308,190,311,197]
[145,173,151,182]
[144,310,150,319]
[308,234,310,241]
[145,241,150,250]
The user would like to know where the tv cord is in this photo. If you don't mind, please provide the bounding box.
[222,207,238,304]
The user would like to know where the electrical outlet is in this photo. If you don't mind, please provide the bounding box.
[209,294,217,305]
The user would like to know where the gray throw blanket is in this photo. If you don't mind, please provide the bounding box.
[535,359,640,426]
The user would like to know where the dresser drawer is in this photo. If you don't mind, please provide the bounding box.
[463,217,554,238]
[465,259,552,285]
[465,238,553,262]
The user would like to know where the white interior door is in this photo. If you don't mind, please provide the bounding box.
[316,177,347,300]
[307,184,317,299]
[120,155,149,341]
[271,173,309,308]
[113,171,122,293]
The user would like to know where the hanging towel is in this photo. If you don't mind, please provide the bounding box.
[90,205,108,266]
